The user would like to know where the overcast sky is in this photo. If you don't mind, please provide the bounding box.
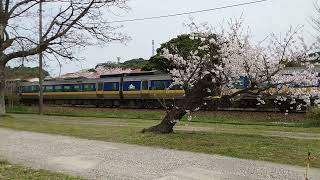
[23,0,317,76]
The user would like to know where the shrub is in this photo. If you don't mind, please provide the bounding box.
[5,105,28,113]
[306,107,320,127]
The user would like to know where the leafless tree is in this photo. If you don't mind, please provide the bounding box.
[0,0,129,115]
[312,1,320,36]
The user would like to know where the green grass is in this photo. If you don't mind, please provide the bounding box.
[7,105,307,125]
[1,115,319,168]
[136,132,319,167]
[7,106,165,120]
[0,160,82,180]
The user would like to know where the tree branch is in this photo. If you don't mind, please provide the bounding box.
[4,0,9,14]
[8,0,36,18]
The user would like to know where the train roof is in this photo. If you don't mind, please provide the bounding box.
[99,70,163,78]
[45,76,88,82]
[19,71,168,85]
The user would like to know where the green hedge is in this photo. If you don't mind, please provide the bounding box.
[306,107,320,127]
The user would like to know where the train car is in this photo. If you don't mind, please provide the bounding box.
[5,79,21,107]
[96,74,122,107]
[18,71,185,108]
[121,71,184,108]
[220,68,320,112]
[17,68,320,111]
[20,77,99,106]
[19,81,40,105]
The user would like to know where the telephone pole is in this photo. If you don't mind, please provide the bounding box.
[38,0,44,115]
[152,40,155,56]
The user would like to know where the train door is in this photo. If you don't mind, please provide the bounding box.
[119,75,124,101]
[141,80,149,98]
[97,82,103,96]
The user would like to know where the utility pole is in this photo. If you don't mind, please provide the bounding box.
[38,0,44,115]
[152,40,155,56]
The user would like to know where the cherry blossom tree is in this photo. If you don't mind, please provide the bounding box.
[143,19,320,134]
[0,0,129,116]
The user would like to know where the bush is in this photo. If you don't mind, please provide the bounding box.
[307,107,320,119]
[5,105,28,113]
[306,107,320,127]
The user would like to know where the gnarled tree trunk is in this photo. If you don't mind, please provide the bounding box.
[143,107,186,134]
[0,62,5,116]
[143,75,220,134]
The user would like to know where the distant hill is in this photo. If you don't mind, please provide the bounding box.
[5,66,49,80]
[95,58,148,70]
[60,66,140,79]
[60,58,148,79]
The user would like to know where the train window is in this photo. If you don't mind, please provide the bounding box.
[21,86,30,93]
[30,85,39,92]
[150,80,173,90]
[104,82,119,91]
[54,85,62,92]
[63,85,72,92]
[98,82,103,91]
[44,85,54,92]
[142,81,148,90]
[83,84,96,91]
[232,80,243,89]
[123,81,141,91]
[232,76,249,89]
[74,84,81,92]
[26,86,31,93]
[242,76,250,88]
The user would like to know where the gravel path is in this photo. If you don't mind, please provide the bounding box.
[0,128,319,180]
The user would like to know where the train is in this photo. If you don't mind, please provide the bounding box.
[18,71,185,109]
[10,68,320,111]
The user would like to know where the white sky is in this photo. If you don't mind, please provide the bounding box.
[21,0,317,76]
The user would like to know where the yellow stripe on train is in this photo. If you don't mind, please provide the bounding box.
[21,90,185,96]
[145,90,185,94]
[21,87,320,97]
[124,90,185,95]
[98,91,119,95]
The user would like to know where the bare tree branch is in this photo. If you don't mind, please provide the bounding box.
[8,0,36,18]
[9,1,38,19]
[4,0,9,14]
[2,0,129,64]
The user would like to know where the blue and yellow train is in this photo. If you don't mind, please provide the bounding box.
[16,70,320,111]
[19,71,185,108]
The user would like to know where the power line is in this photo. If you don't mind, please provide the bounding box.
[105,0,269,23]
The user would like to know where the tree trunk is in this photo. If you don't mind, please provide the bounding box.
[142,107,186,134]
[142,75,220,134]
[0,63,5,116]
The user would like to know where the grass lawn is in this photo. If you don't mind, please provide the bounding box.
[7,106,165,120]
[7,105,308,124]
[1,114,319,168]
[0,160,82,180]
